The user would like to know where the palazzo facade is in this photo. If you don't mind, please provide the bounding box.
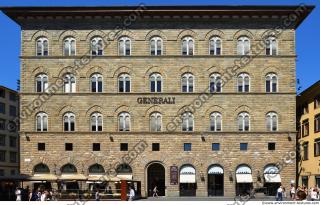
[1,5,314,197]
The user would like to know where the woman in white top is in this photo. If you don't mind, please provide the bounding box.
[15,188,21,201]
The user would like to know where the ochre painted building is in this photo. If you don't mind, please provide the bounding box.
[297,81,320,189]
[1,5,314,198]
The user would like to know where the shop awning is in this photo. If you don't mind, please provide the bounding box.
[87,175,106,181]
[180,165,196,183]
[117,174,133,180]
[264,174,281,183]
[59,174,87,181]
[208,166,223,174]
[180,174,196,183]
[29,174,58,181]
[236,174,253,183]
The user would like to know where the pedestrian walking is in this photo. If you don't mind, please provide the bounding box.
[40,191,47,201]
[95,189,100,201]
[276,185,283,201]
[15,187,21,201]
[153,186,159,197]
[290,184,295,199]
[282,187,286,198]
[128,187,135,201]
[311,187,319,201]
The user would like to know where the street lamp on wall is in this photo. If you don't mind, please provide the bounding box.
[229,171,233,182]
[257,170,262,182]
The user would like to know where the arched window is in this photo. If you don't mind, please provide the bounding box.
[91,73,103,93]
[91,112,103,132]
[266,37,277,56]
[182,112,194,132]
[182,37,194,56]
[36,112,48,132]
[237,36,250,55]
[237,73,250,92]
[266,73,278,93]
[210,112,222,132]
[88,164,105,174]
[182,73,194,93]
[91,37,103,56]
[150,112,162,132]
[118,73,131,93]
[119,112,130,131]
[266,112,278,131]
[119,36,131,56]
[64,73,76,93]
[61,163,77,174]
[150,36,162,56]
[209,73,222,93]
[36,74,48,93]
[150,73,162,93]
[209,37,221,55]
[116,164,132,174]
[36,37,49,56]
[238,112,250,131]
[64,112,75,132]
[34,163,50,174]
[63,37,76,56]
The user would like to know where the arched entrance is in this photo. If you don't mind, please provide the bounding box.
[263,164,281,196]
[147,163,165,197]
[208,164,224,196]
[179,164,196,197]
[235,164,253,196]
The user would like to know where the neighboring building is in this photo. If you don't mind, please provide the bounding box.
[0,86,19,177]
[0,86,19,200]
[1,5,314,197]
[297,81,320,189]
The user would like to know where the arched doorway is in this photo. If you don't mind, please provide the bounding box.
[263,164,281,196]
[235,164,253,196]
[147,163,165,197]
[208,164,224,196]
[179,164,196,197]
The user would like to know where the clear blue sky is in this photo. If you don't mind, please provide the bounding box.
[0,0,318,92]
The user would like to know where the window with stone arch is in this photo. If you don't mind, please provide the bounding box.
[209,36,222,55]
[238,112,250,131]
[150,112,162,132]
[63,73,76,93]
[266,112,278,131]
[119,36,131,56]
[150,36,163,56]
[36,73,48,93]
[266,36,278,56]
[182,112,194,132]
[209,73,222,93]
[36,37,49,56]
[210,112,222,132]
[118,73,131,93]
[237,73,250,93]
[63,37,76,56]
[91,73,103,93]
[237,36,250,55]
[63,112,75,132]
[91,112,103,132]
[36,112,48,132]
[150,73,162,93]
[119,112,130,132]
[181,73,194,93]
[266,73,278,93]
[182,36,194,56]
[91,37,103,56]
